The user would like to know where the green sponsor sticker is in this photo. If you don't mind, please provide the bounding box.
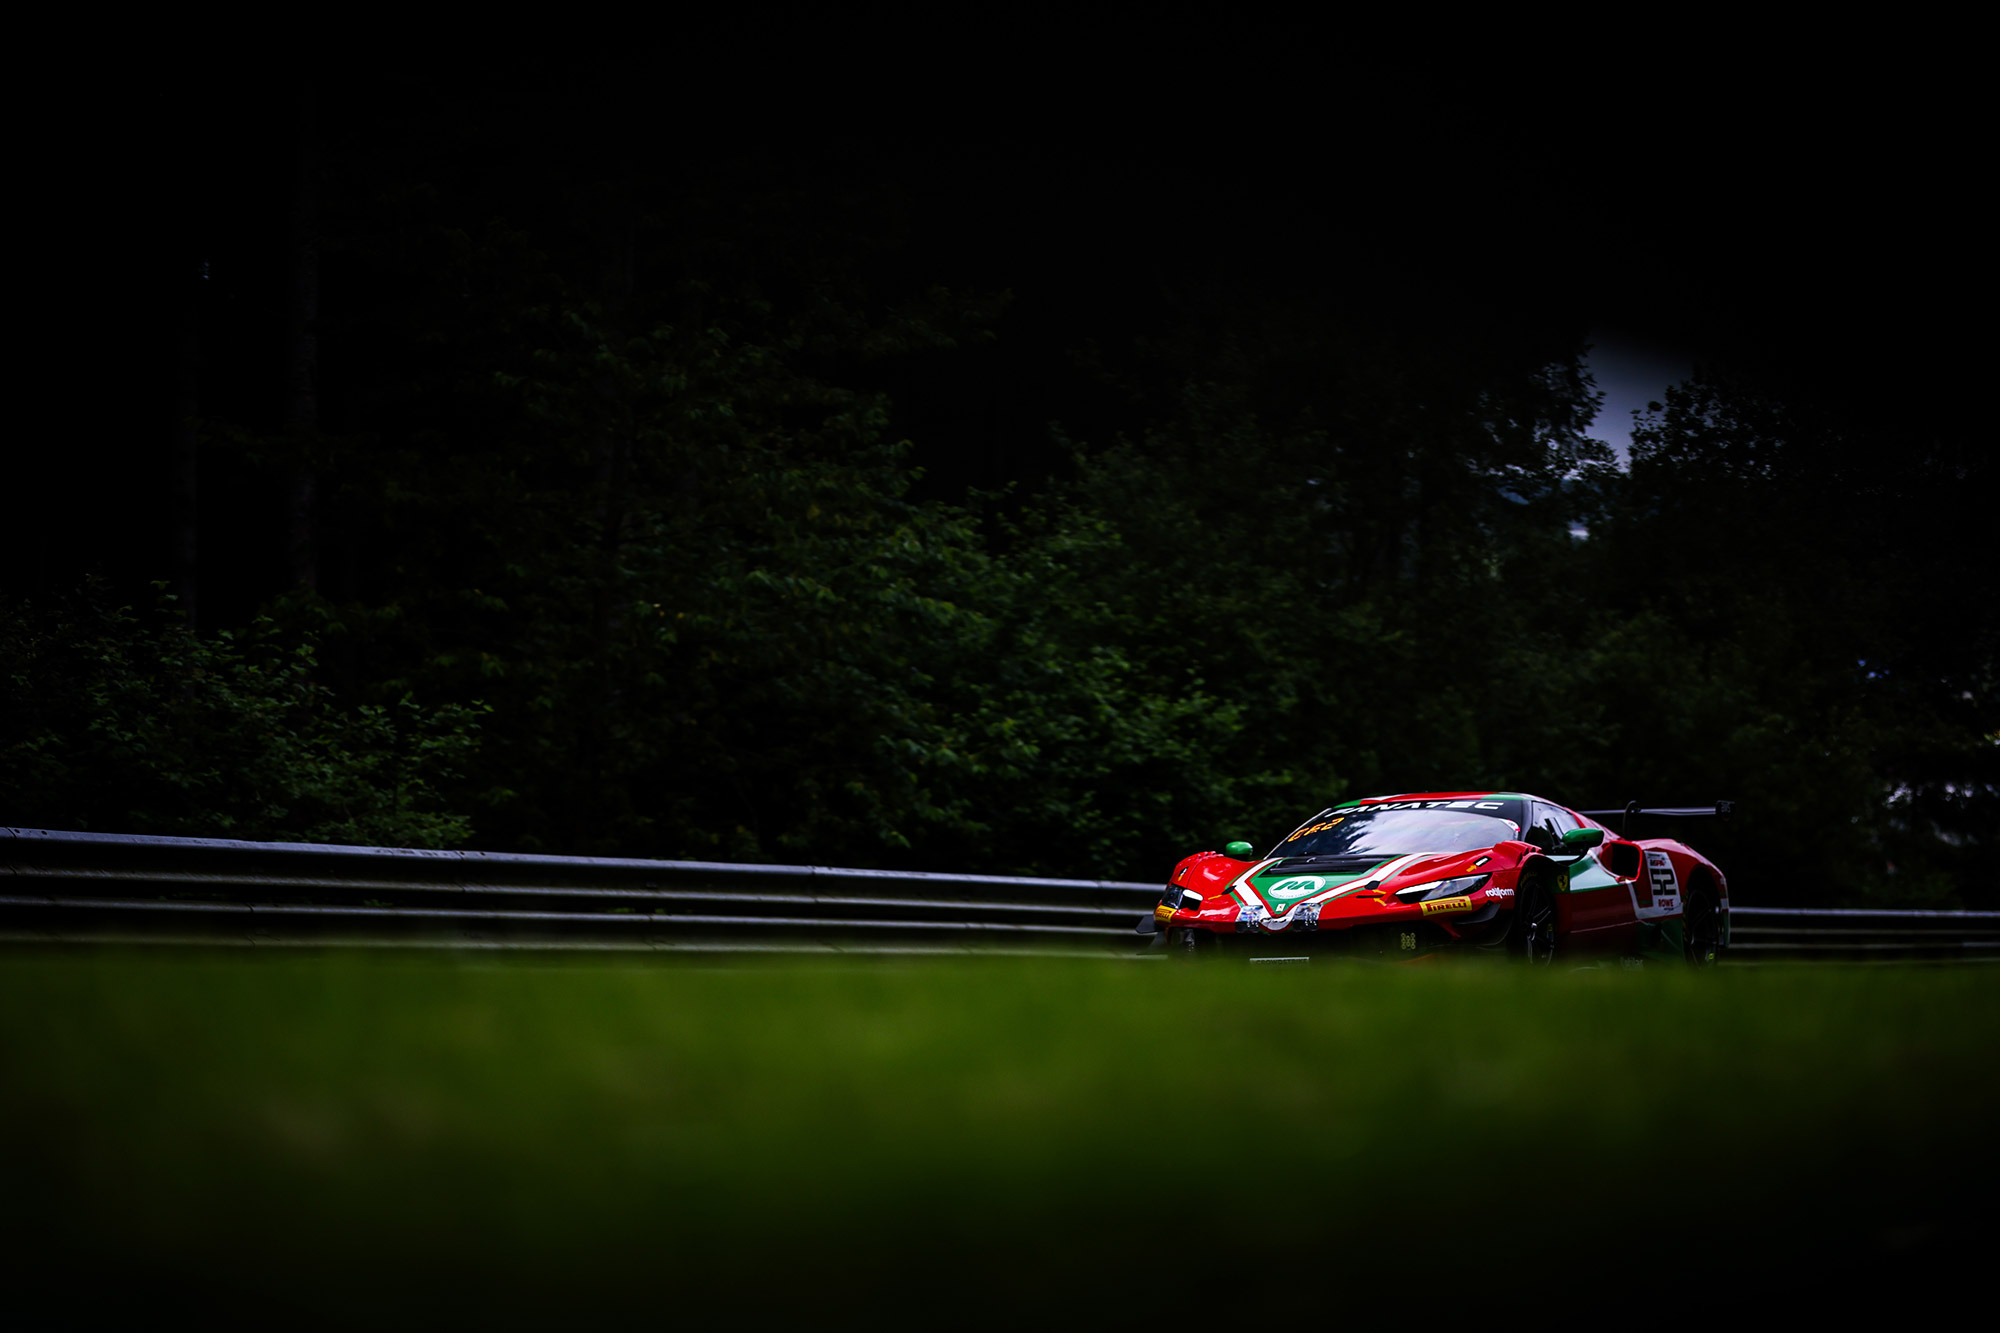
[1243,863,1385,910]
[1262,875,1329,906]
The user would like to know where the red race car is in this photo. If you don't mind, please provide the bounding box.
[1143,791,1729,964]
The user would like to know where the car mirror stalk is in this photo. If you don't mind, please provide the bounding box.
[1545,827,1604,861]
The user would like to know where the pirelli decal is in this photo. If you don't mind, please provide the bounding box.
[1420,896,1474,917]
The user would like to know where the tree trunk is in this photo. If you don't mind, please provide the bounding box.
[172,258,203,627]
[590,198,637,658]
[284,82,320,590]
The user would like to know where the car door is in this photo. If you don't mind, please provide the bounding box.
[1536,801,1637,948]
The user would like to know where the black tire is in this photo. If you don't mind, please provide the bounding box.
[1684,883,1722,967]
[1168,926,1216,959]
[1507,871,1559,965]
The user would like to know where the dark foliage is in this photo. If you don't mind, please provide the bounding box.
[7,57,1989,904]
[1,585,482,847]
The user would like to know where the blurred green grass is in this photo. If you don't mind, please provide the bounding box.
[3,951,1996,1323]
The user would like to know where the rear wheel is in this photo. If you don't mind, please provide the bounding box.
[1507,872,1559,965]
[1684,883,1722,967]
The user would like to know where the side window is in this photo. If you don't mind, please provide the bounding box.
[1527,802,1578,850]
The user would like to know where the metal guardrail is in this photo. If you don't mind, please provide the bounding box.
[0,827,1161,954]
[1725,906,2000,963]
[4,828,1993,959]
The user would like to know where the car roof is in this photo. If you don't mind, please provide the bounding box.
[1338,791,1536,805]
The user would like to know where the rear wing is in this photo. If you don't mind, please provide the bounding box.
[1579,800,1736,837]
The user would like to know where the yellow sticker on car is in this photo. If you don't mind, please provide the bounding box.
[1419,896,1473,916]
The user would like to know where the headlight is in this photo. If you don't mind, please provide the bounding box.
[1395,873,1490,903]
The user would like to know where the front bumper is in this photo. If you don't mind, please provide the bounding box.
[1163,894,1509,956]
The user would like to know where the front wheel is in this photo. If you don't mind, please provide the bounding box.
[1507,873,1559,965]
[1167,926,1216,960]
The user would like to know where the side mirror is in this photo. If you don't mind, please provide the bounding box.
[1558,827,1604,854]
[1223,840,1255,859]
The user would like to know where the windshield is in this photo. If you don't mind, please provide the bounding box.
[1272,799,1525,860]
